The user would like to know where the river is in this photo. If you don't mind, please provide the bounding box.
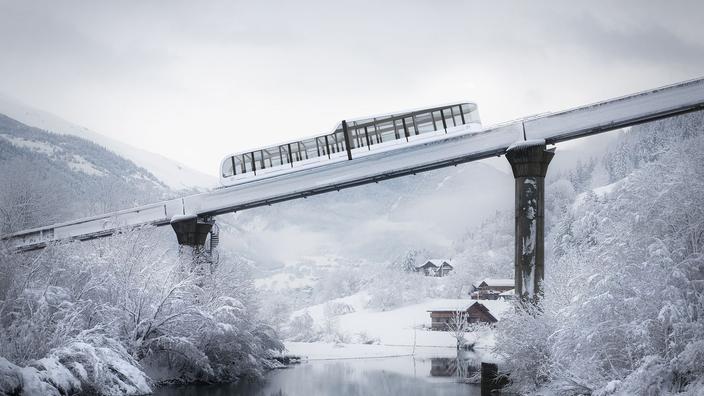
[154,353,481,396]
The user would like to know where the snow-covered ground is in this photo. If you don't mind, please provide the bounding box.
[291,295,510,350]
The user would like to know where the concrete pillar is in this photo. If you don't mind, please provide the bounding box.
[505,142,554,302]
[171,215,217,299]
[170,214,214,247]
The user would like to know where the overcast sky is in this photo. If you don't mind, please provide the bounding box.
[1,0,703,175]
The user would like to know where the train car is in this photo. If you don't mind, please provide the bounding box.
[220,102,481,186]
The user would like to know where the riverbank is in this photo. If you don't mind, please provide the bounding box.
[155,353,483,396]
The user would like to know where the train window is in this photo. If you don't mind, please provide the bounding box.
[253,151,265,170]
[359,124,369,147]
[463,103,480,123]
[316,136,327,156]
[338,129,347,152]
[440,108,454,128]
[452,106,463,125]
[447,106,457,127]
[432,111,444,130]
[297,142,307,161]
[279,145,291,165]
[371,121,382,144]
[301,138,319,159]
[403,116,417,136]
[392,119,401,139]
[361,125,372,147]
[222,156,235,177]
[328,133,340,153]
[347,122,361,149]
[377,120,395,142]
[234,156,243,174]
[262,149,275,168]
[415,112,435,134]
[267,149,281,168]
[289,142,302,162]
[242,153,254,173]
[460,104,471,123]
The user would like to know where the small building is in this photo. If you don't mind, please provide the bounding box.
[428,302,498,330]
[414,261,438,276]
[470,278,514,299]
[436,261,454,277]
[415,259,454,277]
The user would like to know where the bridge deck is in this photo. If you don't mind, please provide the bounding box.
[4,77,704,251]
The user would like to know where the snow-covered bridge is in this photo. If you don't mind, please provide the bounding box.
[4,77,704,251]
[3,77,704,298]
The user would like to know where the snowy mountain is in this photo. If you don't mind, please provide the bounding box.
[0,114,173,232]
[0,93,215,191]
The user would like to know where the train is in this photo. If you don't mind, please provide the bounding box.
[218,102,482,186]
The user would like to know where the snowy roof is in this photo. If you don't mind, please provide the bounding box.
[426,259,452,266]
[476,278,514,287]
[507,138,546,151]
[427,300,512,320]
[499,289,515,296]
[415,262,438,269]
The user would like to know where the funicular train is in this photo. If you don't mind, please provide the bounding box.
[219,102,482,186]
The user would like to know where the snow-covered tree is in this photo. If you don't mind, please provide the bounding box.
[495,112,704,395]
[0,226,283,394]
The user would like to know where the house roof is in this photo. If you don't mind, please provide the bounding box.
[476,278,514,288]
[427,259,452,266]
[415,262,438,269]
[427,302,498,322]
[426,299,512,320]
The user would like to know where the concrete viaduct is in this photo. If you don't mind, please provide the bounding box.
[3,77,704,302]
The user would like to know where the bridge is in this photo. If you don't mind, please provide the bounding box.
[3,77,704,300]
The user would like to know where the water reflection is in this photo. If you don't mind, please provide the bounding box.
[155,355,480,396]
[429,353,480,380]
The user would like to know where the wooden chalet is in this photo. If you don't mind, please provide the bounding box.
[428,302,497,330]
[415,259,454,277]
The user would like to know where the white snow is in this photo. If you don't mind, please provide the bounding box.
[254,272,318,290]
[293,296,511,348]
[425,259,453,266]
[524,77,704,142]
[170,214,197,223]
[67,154,105,176]
[573,178,625,208]
[507,138,546,151]
[0,134,106,176]
[0,134,61,155]
[476,278,514,288]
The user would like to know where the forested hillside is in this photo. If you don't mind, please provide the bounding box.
[496,111,704,395]
[0,115,285,394]
[0,114,169,233]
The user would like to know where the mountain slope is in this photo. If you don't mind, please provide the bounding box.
[0,94,215,190]
[0,114,172,232]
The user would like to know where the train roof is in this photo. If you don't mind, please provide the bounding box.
[220,100,478,160]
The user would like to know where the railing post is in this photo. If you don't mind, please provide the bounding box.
[342,120,353,160]
[401,118,410,141]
